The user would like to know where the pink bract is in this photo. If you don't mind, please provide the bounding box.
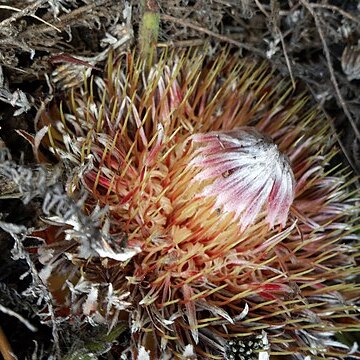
[191,127,295,229]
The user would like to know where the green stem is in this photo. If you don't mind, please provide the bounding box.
[139,0,160,71]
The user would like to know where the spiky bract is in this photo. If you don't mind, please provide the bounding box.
[38,48,360,359]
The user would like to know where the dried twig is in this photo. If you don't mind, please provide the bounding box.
[0,304,37,332]
[160,13,265,57]
[37,2,109,32]
[0,325,15,360]
[300,0,360,141]
[308,80,360,176]
[254,0,268,17]
[276,28,295,89]
[311,3,360,26]
[0,4,61,33]
[0,0,46,28]
[259,0,295,88]
[158,38,206,48]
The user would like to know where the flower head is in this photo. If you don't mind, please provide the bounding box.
[190,127,295,229]
[35,49,360,359]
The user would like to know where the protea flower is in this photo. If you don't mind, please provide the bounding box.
[34,48,360,359]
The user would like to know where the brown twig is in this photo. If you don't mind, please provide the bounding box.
[212,0,235,6]
[300,0,360,141]
[26,2,109,35]
[0,3,61,33]
[275,27,295,89]
[254,0,269,17]
[311,3,360,26]
[0,37,34,50]
[157,39,206,48]
[260,0,295,89]
[160,13,265,57]
[0,0,46,27]
[0,325,16,360]
[306,82,359,174]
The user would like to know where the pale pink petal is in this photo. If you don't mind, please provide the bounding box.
[190,127,295,230]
